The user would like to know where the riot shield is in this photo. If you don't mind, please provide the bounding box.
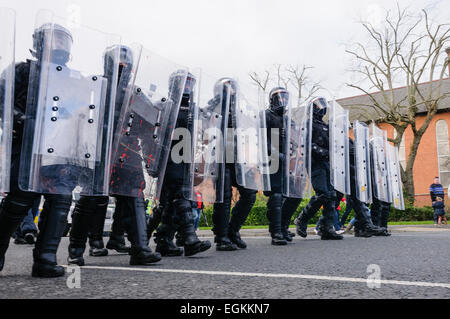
[386,143,405,210]
[282,100,312,199]
[109,46,187,200]
[369,124,392,203]
[19,10,121,195]
[353,121,372,204]
[233,83,271,191]
[183,74,231,203]
[329,100,351,195]
[0,8,15,193]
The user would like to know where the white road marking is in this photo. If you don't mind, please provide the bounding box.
[69,265,450,289]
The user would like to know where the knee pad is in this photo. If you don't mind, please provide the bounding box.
[239,188,257,205]
[3,197,33,218]
[317,190,336,203]
[73,196,97,215]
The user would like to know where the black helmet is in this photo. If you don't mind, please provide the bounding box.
[214,77,238,97]
[103,45,134,86]
[103,45,134,69]
[32,23,73,65]
[169,69,191,94]
[311,97,329,119]
[269,87,289,115]
[169,70,196,106]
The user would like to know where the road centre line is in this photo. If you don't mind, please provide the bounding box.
[70,265,450,289]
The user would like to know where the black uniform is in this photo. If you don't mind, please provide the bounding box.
[263,96,289,245]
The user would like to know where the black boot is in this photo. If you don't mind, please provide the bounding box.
[354,203,385,237]
[271,233,288,245]
[266,193,285,245]
[67,196,95,266]
[228,230,247,249]
[32,195,71,278]
[106,233,130,253]
[376,202,391,237]
[213,183,236,251]
[89,239,108,257]
[294,196,323,238]
[121,197,161,265]
[87,197,108,257]
[106,200,131,253]
[175,203,211,256]
[215,236,237,251]
[154,224,184,257]
[281,197,302,241]
[319,202,344,241]
[0,198,32,271]
[68,246,85,266]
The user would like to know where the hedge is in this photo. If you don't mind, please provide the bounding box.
[198,193,436,227]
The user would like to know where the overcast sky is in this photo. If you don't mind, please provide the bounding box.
[1,0,449,100]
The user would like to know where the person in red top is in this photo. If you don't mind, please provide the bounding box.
[192,192,204,230]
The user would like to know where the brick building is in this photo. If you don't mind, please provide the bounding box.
[337,49,450,207]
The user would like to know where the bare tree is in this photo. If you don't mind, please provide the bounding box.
[346,4,450,203]
[249,64,322,106]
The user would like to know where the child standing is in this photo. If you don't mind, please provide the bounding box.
[432,197,448,225]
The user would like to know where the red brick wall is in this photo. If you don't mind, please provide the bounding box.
[378,112,450,207]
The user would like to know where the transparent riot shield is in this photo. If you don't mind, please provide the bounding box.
[329,100,351,195]
[353,121,372,204]
[233,83,271,191]
[282,100,312,199]
[19,10,121,195]
[0,8,15,193]
[109,45,187,200]
[369,124,392,203]
[386,143,405,210]
[183,74,231,203]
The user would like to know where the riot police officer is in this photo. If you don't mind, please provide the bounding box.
[264,87,291,245]
[294,97,344,240]
[153,71,211,257]
[211,78,258,251]
[348,137,386,237]
[0,24,78,277]
[67,45,161,266]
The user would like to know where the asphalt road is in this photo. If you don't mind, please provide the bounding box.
[1,228,449,299]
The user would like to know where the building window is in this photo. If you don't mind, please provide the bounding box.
[394,129,406,170]
[436,120,450,187]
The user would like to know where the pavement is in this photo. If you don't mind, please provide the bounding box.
[196,224,450,237]
[0,224,449,299]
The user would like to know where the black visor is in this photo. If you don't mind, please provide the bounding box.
[272,91,290,108]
